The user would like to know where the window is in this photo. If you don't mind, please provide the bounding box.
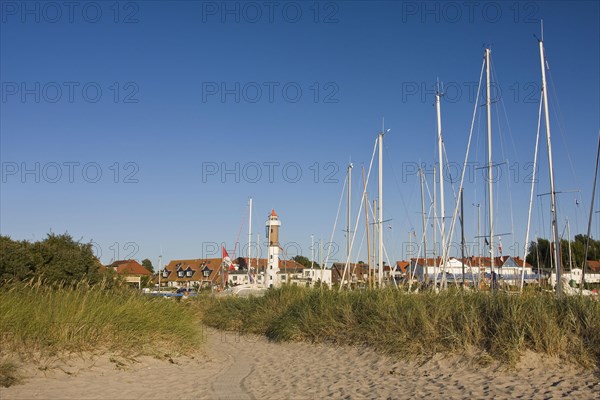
[186,269,193,277]
[203,270,210,277]
[162,271,169,278]
[232,276,237,281]
[178,271,184,278]
[281,275,286,280]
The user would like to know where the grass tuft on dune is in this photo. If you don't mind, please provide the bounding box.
[0,280,203,360]
[200,286,600,369]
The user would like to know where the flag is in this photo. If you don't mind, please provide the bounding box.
[222,246,235,271]
[484,237,490,246]
[498,239,503,255]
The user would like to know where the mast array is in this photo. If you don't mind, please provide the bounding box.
[314,29,576,296]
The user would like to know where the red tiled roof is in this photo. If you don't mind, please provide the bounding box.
[106,260,151,276]
[242,258,304,271]
[586,260,600,273]
[396,261,410,273]
[157,257,305,286]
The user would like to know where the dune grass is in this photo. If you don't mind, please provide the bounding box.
[200,286,600,369]
[0,280,203,360]
[0,359,20,388]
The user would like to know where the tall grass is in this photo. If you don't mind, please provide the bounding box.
[201,286,600,368]
[0,279,203,357]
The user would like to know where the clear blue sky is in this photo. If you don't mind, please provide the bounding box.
[1,1,599,266]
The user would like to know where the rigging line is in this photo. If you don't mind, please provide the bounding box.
[381,234,398,287]
[491,57,521,163]
[472,100,483,242]
[491,63,517,254]
[322,167,348,272]
[409,204,434,285]
[547,67,579,189]
[441,56,485,278]
[538,195,546,239]
[421,166,443,250]
[383,143,416,230]
[441,143,462,256]
[339,137,378,288]
[474,99,483,199]
[232,205,248,258]
[521,95,544,291]
[348,222,367,286]
[421,166,448,261]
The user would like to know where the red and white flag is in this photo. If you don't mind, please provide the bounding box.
[498,239,503,256]
[222,246,235,271]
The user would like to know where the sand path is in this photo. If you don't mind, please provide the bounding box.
[2,326,599,399]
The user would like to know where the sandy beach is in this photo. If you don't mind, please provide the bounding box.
[2,327,599,399]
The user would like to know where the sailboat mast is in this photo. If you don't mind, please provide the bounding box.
[567,219,573,271]
[461,188,465,287]
[248,197,252,276]
[582,130,600,291]
[433,166,437,286]
[372,199,377,289]
[311,234,314,269]
[485,48,495,283]
[363,166,371,290]
[319,237,324,284]
[347,163,353,260]
[420,168,427,285]
[436,87,447,288]
[378,125,384,287]
[158,253,162,293]
[539,38,562,296]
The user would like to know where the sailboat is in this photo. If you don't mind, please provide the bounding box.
[218,197,267,297]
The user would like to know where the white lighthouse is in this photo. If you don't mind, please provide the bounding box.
[265,209,281,288]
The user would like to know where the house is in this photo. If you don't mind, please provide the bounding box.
[105,259,151,288]
[158,258,224,289]
[396,261,410,274]
[300,268,333,287]
[331,262,371,286]
[410,256,538,285]
[586,260,600,273]
[551,260,600,287]
[232,258,306,286]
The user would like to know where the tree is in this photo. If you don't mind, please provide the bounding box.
[292,255,319,269]
[0,235,35,281]
[526,238,551,272]
[0,233,101,285]
[526,235,600,272]
[142,258,154,273]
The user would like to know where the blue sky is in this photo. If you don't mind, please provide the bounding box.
[1,1,599,266]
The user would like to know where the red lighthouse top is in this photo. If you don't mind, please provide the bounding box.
[271,209,278,217]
